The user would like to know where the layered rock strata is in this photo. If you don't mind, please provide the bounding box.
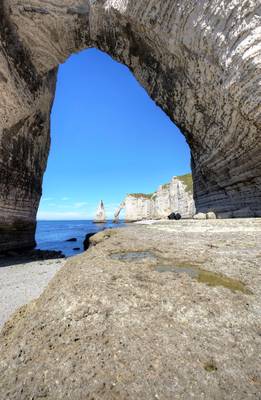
[115,174,195,221]
[0,0,260,251]
[0,220,260,399]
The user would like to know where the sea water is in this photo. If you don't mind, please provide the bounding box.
[36,220,125,257]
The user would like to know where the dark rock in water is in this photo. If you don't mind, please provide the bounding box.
[83,233,96,251]
[66,238,77,242]
[175,213,182,220]
[29,249,65,260]
[73,248,80,251]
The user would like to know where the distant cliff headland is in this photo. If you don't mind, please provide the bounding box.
[115,174,195,222]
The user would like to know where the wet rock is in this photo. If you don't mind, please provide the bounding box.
[73,248,80,251]
[83,233,96,251]
[65,238,77,242]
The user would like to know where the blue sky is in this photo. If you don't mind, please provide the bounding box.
[37,49,191,220]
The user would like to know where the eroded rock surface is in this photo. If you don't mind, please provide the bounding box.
[0,219,260,399]
[115,174,195,221]
[0,0,261,251]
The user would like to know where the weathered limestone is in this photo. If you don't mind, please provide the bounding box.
[194,213,207,220]
[0,0,260,251]
[93,200,106,223]
[115,174,195,221]
[0,220,260,399]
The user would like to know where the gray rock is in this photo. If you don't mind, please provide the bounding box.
[207,212,217,220]
[0,220,260,399]
[0,1,260,252]
[194,213,207,220]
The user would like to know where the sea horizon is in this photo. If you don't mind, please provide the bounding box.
[35,219,125,257]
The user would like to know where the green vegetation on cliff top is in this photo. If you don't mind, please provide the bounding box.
[128,193,154,199]
[129,173,193,198]
[178,173,193,193]
[161,183,170,189]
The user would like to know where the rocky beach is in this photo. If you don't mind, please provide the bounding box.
[0,0,260,398]
[0,219,260,399]
[0,251,66,328]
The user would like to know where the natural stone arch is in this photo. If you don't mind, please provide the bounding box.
[0,0,260,252]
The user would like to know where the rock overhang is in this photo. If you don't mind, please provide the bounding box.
[0,0,260,252]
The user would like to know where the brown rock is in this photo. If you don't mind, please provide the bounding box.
[0,220,260,399]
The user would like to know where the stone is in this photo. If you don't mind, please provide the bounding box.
[175,213,182,220]
[115,175,195,222]
[73,247,80,251]
[207,212,217,220]
[194,213,207,220]
[93,201,106,223]
[168,212,176,220]
[0,219,260,399]
[0,1,260,252]
[65,238,77,242]
[83,232,96,251]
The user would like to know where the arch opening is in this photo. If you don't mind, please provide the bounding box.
[37,48,191,223]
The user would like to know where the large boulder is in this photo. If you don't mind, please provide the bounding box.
[194,213,207,220]
[207,212,217,220]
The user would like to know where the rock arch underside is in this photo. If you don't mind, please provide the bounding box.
[0,0,260,252]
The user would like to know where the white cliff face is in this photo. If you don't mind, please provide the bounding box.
[124,196,152,221]
[117,175,195,221]
[94,200,106,223]
[152,177,195,219]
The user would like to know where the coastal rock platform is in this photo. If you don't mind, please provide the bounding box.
[0,220,261,399]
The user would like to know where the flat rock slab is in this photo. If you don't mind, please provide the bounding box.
[0,220,261,399]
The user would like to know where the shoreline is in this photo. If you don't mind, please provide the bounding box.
[1,218,261,329]
[0,251,66,328]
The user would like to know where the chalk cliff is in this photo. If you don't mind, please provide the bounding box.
[115,174,195,221]
[94,200,106,223]
[0,0,260,251]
